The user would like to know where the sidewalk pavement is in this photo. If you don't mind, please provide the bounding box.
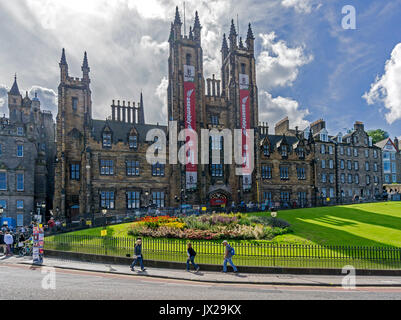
[1,254,401,287]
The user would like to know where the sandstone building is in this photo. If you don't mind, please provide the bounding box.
[53,7,384,221]
[0,76,55,226]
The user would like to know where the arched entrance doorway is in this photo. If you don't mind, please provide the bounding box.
[209,191,231,207]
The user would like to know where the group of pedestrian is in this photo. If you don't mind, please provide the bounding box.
[0,225,32,256]
[129,238,238,274]
[0,230,15,256]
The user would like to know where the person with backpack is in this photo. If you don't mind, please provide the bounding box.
[222,240,238,273]
[130,238,146,272]
[186,242,200,272]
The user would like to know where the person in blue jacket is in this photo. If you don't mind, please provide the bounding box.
[130,238,146,272]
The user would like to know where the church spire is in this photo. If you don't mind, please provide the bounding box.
[239,37,244,48]
[60,48,67,65]
[228,19,237,49]
[246,23,255,52]
[193,11,202,43]
[221,33,228,60]
[194,11,201,29]
[59,48,69,81]
[189,26,193,40]
[9,74,21,96]
[138,92,145,124]
[82,51,89,69]
[174,6,182,25]
[82,51,90,82]
[246,23,255,40]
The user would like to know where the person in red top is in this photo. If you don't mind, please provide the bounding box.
[47,218,55,228]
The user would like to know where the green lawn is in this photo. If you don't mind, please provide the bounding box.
[63,202,401,247]
[45,202,401,269]
[258,202,401,247]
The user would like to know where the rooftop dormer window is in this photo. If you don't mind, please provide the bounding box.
[102,132,112,148]
[298,147,305,158]
[129,135,138,149]
[263,144,270,157]
[281,145,288,157]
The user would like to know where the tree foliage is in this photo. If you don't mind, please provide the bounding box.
[367,129,389,144]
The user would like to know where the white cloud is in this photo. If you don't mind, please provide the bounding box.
[257,32,313,89]
[363,43,401,124]
[155,77,168,119]
[259,90,310,130]
[0,84,57,118]
[0,0,314,127]
[28,85,58,116]
[0,85,8,116]
[281,0,321,14]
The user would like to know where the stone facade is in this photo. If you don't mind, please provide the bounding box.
[53,7,385,221]
[375,137,401,184]
[259,123,315,208]
[0,76,56,226]
[334,122,383,201]
[310,119,338,203]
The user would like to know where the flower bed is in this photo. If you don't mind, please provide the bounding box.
[127,213,291,240]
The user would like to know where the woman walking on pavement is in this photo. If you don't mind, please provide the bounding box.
[186,242,200,272]
[130,238,146,272]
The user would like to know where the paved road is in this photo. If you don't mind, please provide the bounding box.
[1,263,401,300]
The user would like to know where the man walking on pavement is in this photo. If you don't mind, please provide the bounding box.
[130,238,146,272]
[222,240,238,273]
[186,242,200,272]
[4,231,13,256]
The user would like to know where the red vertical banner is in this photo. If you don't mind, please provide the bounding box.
[239,74,252,190]
[184,65,197,190]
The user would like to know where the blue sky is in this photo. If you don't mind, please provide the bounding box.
[0,0,400,138]
[273,1,401,138]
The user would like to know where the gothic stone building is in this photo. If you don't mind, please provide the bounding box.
[53,8,270,220]
[53,7,383,220]
[0,76,55,226]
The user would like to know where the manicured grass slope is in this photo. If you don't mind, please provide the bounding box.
[61,202,401,247]
[266,202,401,247]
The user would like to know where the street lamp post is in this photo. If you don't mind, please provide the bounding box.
[102,207,107,229]
[144,191,150,216]
[271,211,277,228]
[40,201,46,224]
[180,188,184,215]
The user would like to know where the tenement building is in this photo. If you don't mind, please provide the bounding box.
[375,137,401,184]
[53,7,384,221]
[0,76,56,226]
[258,119,315,208]
[275,117,383,204]
[333,122,383,200]
[308,119,337,204]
